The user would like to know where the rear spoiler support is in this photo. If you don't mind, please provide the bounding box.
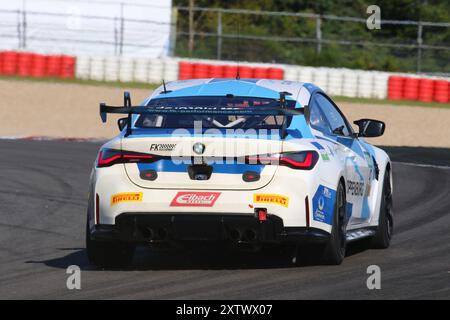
[279,91,291,139]
[124,91,132,137]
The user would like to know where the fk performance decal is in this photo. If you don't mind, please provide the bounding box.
[170,192,221,207]
[312,185,336,225]
[149,143,176,151]
[111,192,143,205]
[253,194,289,208]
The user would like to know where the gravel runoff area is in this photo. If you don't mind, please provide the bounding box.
[1,79,449,147]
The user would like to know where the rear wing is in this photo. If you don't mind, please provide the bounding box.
[99,91,303,137]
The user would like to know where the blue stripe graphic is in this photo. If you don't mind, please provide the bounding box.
[137,160,265,174]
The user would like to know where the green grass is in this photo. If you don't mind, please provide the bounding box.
[1,75,448,109]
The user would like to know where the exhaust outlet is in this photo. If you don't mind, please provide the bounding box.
[143,227,155,240]
[229,228,241,242]
[244,229,257,242]
[158,228,168,240]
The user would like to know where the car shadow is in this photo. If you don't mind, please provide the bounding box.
[25,241,372,271]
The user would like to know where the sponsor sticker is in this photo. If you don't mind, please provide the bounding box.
[150,143,176,151]
[311,142,331,161]
[347,180,365,196]
[111,192,143,205]
[170,192,221,207]
[312,185,336,225]
[253,194,289,208]
[320,152,330,161]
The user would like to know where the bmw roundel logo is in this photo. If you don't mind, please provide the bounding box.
[193,142,205,155]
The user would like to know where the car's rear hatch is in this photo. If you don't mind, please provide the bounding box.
[119,95,301,190]
[121,131,282,190]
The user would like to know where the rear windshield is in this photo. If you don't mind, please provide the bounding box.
[135,96,298,129]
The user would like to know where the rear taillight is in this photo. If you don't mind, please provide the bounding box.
[279,151,318,169]
[97,148,158,168]
[245,151,318,170]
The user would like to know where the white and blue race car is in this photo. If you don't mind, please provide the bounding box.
[86,78,393,267]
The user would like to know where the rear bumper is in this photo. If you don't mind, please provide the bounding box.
[90,213,330,245]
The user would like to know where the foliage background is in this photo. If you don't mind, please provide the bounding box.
[173,0,450,73]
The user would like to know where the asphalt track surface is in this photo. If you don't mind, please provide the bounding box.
[0,140,449,299]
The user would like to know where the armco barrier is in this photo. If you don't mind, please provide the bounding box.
[342,69,358,98]
[2,50,447,103]
[327,69,344,96]
[163,59,179,81]
[31,54,47,78]
[192,63,209,78]
[178,61,193,80]
[60,55,76,79]
[403,77,420,101]
[46,55,62,77]
[134,58,149,83]
[434,80,449,103]
[418,78,434,102]
[75,55,90,80]
[238,66,253,78]
[119,57,134,82]
[253,67,268,79]
[1,51,18,75]
[223,65,237,78]
[17,52,34,77]
[388,75,450,103]
[357,71,374,98]
[148,59,164,83]
[298,67,314,83]
[313,68,328,91]
[104,56,120,81]
[372,72,389,99]
[208,64,224,78]
[387,76,404,100]
[284,66,299,82]
[0,51,76,79]
[267,67,284,80]
[179,61,284,80]
[89,56,105,81]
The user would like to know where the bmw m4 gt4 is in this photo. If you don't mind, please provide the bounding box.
[86,78,393,267]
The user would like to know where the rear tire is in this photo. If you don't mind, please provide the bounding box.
[86,220,135,268]
[371,168,393,249]
[322,182,347,265]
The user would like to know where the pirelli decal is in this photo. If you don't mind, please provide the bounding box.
[253,194,289,208]
[111,192,143,205]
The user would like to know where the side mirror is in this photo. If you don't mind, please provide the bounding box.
[118,117,128,131]
[354,119,385,137]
